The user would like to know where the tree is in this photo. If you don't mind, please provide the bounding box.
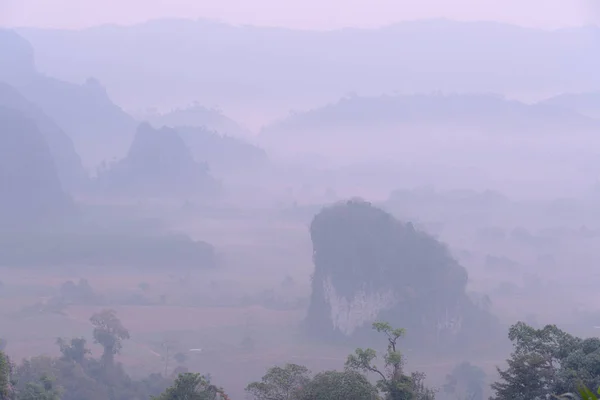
[0,350,13,400]
[160,339,178,376]
[246,364,311,400]
[56,337,90,364]
[346,322,435,400]
[153,373,228,400]
[299,370,379,400]
[17,375,62,400]
[89,309,130,364]
[490,322,579,400]
[443,362,485,400]
[557,383,600,400]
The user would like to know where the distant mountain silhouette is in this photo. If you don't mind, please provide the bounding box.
[540,92,600,119]
[0,106,73,228]
[0,29,137,169]
[175,126,268,174]
[0,82,86,190]
[96,123,219,197]
[145,104,253,138]
[257,93,600,175]
[17,19,600,122]
[260,93,600,145]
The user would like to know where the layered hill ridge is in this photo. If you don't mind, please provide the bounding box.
[262,93,599,135]
[541,92,600,119]
[96,123,219,197]
[0,82,87,190]
[174,126,268,175]
[144,104,253,139]
[0,106,73,227]
[16,19,600,121]
[0,29,137,169]
[259,93,600,159]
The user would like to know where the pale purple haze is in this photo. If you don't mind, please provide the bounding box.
[1,0,599,29]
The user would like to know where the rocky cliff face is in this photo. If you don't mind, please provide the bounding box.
[306,199,493,349]
[0,106,73,227]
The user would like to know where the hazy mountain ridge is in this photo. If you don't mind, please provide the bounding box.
[175,125,268,174]
[144,104,253,138]
[0,82,87,190]
[256,93,600,197]
[260,93,600,145]
[16,19,600,124]
[541,92,600,119]
[95,123,220,198]
[0,29,137,169]
[0,106,74,228]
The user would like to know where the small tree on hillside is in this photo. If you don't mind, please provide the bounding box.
[153,373,229,400]
[246,364,311,400]
[346,322,436,400]
[90,309,130,365]
[17,375,62,400]
[299,370,379,400]
[56,337,90,364]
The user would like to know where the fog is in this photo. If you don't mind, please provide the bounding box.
[1,1,600,400]
[2,0,597,29]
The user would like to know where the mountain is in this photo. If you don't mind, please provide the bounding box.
[96,123,219,197]
[0,106,73,228]
[256,93,600,197]
[144,104,253,138]
[0,29,137,169]
[259,93,600,155]
[17,19,600,124]
[306,199,497,347]
[174,126,268,174]
[540,92,600,119]
[0,82,87,190]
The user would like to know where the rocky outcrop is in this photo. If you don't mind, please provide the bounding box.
[306,199,495,348]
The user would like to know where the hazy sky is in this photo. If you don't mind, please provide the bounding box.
[1,0,599,30]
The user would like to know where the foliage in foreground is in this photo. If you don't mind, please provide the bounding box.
[1,311,171,400]
[247,321,435,400]
[0,350,12,400]
[152,373,229,400]
[491,322,600,400]
[246,363,378,400]
[556,383,600,400]
[346,322,436,400]
[10,317,600,400]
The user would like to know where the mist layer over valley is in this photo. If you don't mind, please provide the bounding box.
[1,10,600,400]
